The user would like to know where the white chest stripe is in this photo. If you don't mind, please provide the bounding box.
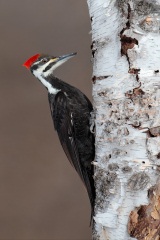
[33,68,60,95]
[32,57,70,95]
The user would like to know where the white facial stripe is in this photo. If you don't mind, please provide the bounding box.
[34,73,60,94]
[32,56,73,94]
[43,56,73,77]
[33,60,60,95]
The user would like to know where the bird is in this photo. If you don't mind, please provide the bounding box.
[23,52,95,220]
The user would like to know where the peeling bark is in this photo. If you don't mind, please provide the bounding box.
[87,0,160,239]
[128,185,160,239]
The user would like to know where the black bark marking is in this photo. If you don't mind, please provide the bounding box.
[92,75,110,83]
[122,166,132,173]
[120,3,131,35]
[129,68,140,82]
[91,41,97,58]
[125,86,145,99]
[120,4,138,69]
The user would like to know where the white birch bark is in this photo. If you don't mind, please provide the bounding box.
[87,0,160,239]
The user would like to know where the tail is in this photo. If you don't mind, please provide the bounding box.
[90,201,95,226]
[88,172,95,226]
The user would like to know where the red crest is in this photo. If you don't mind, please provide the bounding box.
[23,54,40,69]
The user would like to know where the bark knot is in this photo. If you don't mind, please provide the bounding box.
[128,172,150,191]
[121,35,138,56]
[148,127,160,137]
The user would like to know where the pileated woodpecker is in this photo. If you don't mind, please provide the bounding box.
[23,53,95,219]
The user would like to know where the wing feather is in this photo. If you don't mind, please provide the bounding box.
[48,92,85,184]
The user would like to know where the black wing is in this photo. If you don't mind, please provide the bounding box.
[48,91,95,220]
[48,91,85,184]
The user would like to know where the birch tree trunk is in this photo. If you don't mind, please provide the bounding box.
[87,0,160,239]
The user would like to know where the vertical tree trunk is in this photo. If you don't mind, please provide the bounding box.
[87,0,160,239]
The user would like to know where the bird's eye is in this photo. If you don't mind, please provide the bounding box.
[42,58,48,63]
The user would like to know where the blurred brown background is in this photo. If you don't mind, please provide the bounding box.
[0,1,92,239]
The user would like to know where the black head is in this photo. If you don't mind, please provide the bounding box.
[23,52,77,78]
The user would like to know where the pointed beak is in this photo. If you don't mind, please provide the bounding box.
[55,52,77,62]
